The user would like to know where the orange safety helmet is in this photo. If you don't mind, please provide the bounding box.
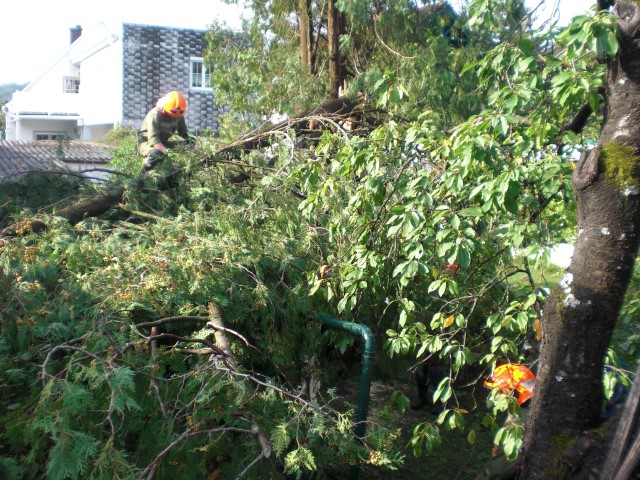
[484,364,536,405]
[159,91,187,117]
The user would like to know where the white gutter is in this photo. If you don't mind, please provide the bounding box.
[10,114,82,120]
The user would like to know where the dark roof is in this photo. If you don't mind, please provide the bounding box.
[0,140,113,183]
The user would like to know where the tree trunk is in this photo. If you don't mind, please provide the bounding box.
[1,188,125,237]
[299,0,313,74]
[519,2,640,479]
[327,0,346,97]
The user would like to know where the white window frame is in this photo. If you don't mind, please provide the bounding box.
[63,76,80,94]
[189,57,212,90]
[34,132,66,141]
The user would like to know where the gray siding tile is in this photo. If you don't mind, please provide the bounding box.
[122,24,219,135]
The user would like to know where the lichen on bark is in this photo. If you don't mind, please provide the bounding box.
[600,140,640,190]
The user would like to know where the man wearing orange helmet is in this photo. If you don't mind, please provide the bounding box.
[137,91,192,173]
[477,363,536,480]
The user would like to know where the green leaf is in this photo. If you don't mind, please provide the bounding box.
[461,60,480,74]
[433,377,452,403]
[457,247,471,269]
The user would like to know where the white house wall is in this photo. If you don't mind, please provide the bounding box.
[5,57,83,140]
[12,118,79,141]
[4,22,221,142]
[3,22,120,141]
[82,124,113,139]
[78,24,123,132]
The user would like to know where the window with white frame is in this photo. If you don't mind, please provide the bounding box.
[190,58,211,89]
[63,77,80,94]
[34,132,66,141]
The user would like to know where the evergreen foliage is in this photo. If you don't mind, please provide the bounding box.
[0,1,632,479]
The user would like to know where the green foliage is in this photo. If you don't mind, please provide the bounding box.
[206,0,485,125]
[296,0,617,461]
[205,19,326,118]
[284,446,317,478]
[106,135,143,176]
[410,422,442,456]
[0,83,26,103]
[0,172,83,225]
[0,1,629,479]
[0,140,395,478]
[99,125,136,145]
[558,10,619,58]
[46,430,99,480]
[603,349,632,401]
[0,457,22,480]
[0,83,27,133]
[616,271,640,361]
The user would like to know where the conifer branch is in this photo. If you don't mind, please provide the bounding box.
[234,452,266,480]
[41,337,93,386]
[142,426,255,479]
[135,316,210,329]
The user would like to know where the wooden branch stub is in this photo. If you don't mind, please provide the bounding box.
[251,422,272,458]
[1,219,47,237]
[572,146,601,191]
[209,303,237,370]
[54,188,125,224]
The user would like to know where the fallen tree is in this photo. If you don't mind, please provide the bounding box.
[1,97,365,238]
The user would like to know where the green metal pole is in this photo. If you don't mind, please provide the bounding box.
[318,314,375,480]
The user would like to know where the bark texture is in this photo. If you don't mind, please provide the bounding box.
[327,0,346,97]
[299,0,313,74]
[519,2,640,479]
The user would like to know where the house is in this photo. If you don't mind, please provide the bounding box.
[0,140,112,184]
[2,22,224,142]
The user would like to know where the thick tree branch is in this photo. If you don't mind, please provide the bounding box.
[166,97,362,183]
[2,188,125,238]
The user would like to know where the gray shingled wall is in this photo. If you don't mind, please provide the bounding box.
[121,24,222,135]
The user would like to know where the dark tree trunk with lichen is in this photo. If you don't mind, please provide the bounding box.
[519,2,640,479]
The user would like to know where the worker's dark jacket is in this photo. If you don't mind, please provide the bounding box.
[136,108,188,157]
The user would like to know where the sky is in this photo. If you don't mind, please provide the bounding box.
[1,0,592,86]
